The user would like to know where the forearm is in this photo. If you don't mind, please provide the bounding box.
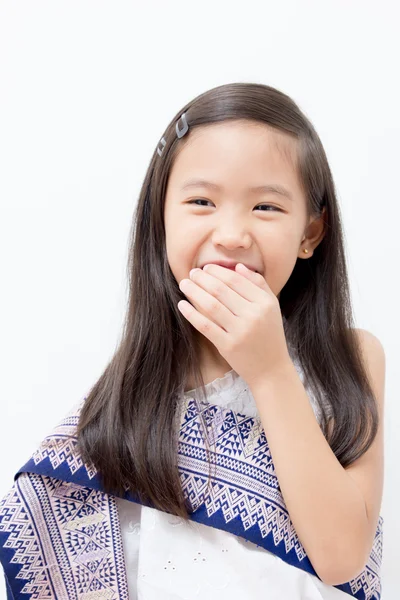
[250,361,369,584]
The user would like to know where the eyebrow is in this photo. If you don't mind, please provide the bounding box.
[180,178,293,200]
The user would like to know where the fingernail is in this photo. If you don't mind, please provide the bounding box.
[190,268,201,277]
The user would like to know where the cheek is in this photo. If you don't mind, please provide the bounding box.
[261,236,300,294]
[165,207,199,245]
[269,228,302,264]
[164,232,195,284]
[166,215,202,261]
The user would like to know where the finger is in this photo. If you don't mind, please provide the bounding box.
[189,269,248,316]
[179,278,234,330]
[200,263,272,303]
[235,262,263,280]
[177,300,227,347]
[201,263,270,302]
[235,263,270,287]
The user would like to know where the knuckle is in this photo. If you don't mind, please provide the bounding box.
[209,299,221,313]
[199,320,212,334]
[212,283,225,298]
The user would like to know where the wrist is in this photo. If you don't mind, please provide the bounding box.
[249,358,297,396]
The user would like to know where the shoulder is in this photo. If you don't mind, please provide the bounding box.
[353,327,385,358]
[325,329,386,433]
[353,328,386,408]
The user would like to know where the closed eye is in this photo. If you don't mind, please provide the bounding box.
[187,199,283,212]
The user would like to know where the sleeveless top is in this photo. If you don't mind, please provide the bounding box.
[115,355,350,599]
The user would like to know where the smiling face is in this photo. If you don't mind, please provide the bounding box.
[163,119,325,376]
[164,119,322,297]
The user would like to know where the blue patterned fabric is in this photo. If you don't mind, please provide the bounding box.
[0,396,383,599]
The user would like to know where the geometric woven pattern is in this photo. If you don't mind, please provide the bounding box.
[177,395,383,600]
[0,396,383,599]
[32,408,97,480]
[0,473,128,599]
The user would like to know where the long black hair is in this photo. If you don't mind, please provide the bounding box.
[76,82,379,519]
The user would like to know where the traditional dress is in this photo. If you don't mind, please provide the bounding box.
[0,356,383,599]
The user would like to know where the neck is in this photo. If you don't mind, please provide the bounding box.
[184,334,232,392]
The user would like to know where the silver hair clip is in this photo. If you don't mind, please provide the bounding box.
[176,112,189,138]
[157,112,189,157]
[157,138,166,157]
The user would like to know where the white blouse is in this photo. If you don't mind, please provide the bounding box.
[116,360,349,599]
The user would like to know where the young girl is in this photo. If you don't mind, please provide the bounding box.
[0,82,385,600]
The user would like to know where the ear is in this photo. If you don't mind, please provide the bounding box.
[299,207,327,258]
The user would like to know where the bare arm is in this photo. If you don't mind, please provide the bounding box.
[249,329,385,585]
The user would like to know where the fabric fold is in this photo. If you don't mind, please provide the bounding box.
[0,392,383,599]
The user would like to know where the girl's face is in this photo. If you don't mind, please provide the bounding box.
[164,120,324,300]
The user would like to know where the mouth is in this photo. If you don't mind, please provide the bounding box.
[224,266,259,274]
[201,264,259,274]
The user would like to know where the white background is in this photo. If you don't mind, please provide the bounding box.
[0,1,398,598]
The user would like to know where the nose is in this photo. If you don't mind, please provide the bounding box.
[211,218,252,250]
